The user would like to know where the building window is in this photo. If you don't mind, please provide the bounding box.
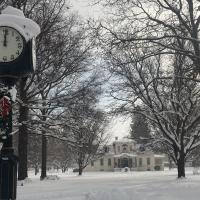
[155,158,162,165]
[139,158,142,166]
[135,158,137,167]
[104,146,110,153]
[122,144,128,152]
[91,161,94,166]
[100,158,104,166]
[108,158,111,166]
[147,158,150,165]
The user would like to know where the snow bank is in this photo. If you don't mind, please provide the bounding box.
[17,169,200,200]
[17,178,32,186]
[45,175,60,180]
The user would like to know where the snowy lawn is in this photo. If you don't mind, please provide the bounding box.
[17,168,200,200]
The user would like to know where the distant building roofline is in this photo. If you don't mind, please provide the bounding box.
[114,153,137,158]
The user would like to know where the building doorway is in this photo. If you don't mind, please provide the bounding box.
[121,158,129,168]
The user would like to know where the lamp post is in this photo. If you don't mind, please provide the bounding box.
[0,6,40,199]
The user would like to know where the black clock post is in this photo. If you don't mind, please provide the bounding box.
[0,83,18,200]
[0,6,40,200]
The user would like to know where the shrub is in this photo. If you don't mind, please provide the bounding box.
[154,166,160,171]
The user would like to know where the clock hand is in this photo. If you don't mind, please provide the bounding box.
[3,29,8,47]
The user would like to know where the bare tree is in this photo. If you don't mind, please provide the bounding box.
[33,15,93,179]
[59,81,108,176]
[45,138,75,173]
[103,43,200,177]
[0,0,96,180]
[28,134,41,175]
[130,105,151,144]
[95,0,200,74]
[15,0,74,181]
[93,0,200,178]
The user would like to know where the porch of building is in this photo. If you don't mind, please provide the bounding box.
[114,153,137,169]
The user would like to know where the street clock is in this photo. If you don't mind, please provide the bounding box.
[0,26,36,82]
[0,6,40,84]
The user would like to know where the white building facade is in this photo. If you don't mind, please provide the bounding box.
[85,138,165,172]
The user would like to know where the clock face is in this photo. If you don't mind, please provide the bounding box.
[0,26,24,63]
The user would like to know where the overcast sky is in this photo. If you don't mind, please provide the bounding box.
[71,1,131,141]
[71,0,103,19]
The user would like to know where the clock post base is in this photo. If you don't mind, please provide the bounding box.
[0,148,17,200]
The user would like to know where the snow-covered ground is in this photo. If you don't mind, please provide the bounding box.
[18,168,200,200]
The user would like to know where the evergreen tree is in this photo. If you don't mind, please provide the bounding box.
[130,106,151,144]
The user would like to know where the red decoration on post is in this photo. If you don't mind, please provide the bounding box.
[0,97,11,119]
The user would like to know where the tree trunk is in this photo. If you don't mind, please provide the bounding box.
[35,165,39,175]
[40,104,48,180]
[18,78,29,181]
[177,152,185,178]
[40,132,47,180]
[64,167,67,173]
[78,158,83,176]
[18,113,28,180]
[169,158,172,170]
[78,167,83,176]
[62,167,66,173]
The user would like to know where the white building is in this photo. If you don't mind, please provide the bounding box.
[85,138,165,172]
